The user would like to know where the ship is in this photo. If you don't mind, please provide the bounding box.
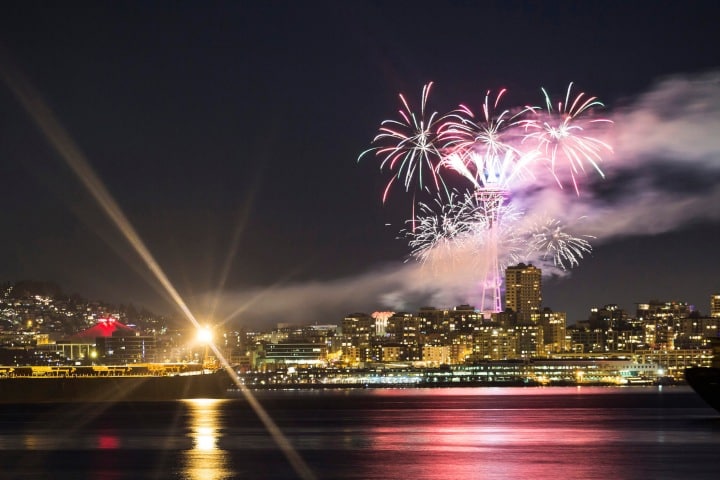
[685,338,720,413]
[0,364,232,403]
[685,367,720,412]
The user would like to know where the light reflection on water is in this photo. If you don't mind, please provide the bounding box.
[1,387,719,479]
[183,398,232,480]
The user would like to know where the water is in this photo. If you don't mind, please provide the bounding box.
[2,386,719,479]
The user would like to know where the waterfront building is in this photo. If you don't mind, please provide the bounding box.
[634,348,713,377]
[97,332,156,364]
[35,341,96,363]
[251,358,666,388]
[516,324,543,358]
[379,344,402,363]
[32,317,155,364]
[530,308,567,354]
[530,358,661,384]
[471,326,516,361]
[422,345,451,366]
[342,313,374,343]
[258,343,327,368]
[386,312,421,345]
[568,327,605,353]
[450,340,472,365]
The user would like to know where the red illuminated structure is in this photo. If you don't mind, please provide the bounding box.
[68,317,135,340]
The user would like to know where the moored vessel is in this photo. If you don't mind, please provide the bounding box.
[685,367,720,412]
[0,364,232,403]
[685,338,720,413]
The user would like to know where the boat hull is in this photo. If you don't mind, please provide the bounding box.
[685,367,720,413]
[0,371,231,403]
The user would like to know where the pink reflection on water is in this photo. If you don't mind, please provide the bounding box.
[360,387,637,480]
[97,433,120,450]
[366,385,635,397]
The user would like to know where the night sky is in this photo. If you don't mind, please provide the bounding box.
[1,1,719,328]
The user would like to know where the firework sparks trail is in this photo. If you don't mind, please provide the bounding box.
[403,190,483,266]
[438,90,539,190]
[361,82,612,315]
[523,217,595,270]
[524,82,613,194]
[358,82,445,203]
[371,311,395,336]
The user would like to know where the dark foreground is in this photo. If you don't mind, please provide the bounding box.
[2,386,720,480]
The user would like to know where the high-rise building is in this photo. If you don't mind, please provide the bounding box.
[711,294,720,318]
[504,263,542,323]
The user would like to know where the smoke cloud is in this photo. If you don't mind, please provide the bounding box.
[592,71,720,237]
[213,72,720,328]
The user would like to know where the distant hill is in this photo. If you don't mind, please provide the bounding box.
[6,280,65,299]
[1,280,176,333]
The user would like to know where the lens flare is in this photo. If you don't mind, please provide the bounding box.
[1,54,317,480]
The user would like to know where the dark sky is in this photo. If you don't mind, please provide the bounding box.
[1,1,719,328]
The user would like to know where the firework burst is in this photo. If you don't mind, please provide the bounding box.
[439,89,535,158]
[358,82,444,202]
[524,82,613,194]
[438,90,539,191]
[403,190,482,265]
[524,217,594,270]
[361,82,612,313]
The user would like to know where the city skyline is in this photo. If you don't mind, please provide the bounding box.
[1,2,719,329]
[3,275,717,378]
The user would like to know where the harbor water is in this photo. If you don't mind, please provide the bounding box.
[2,386,719,479]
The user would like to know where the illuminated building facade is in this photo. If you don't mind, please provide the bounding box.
[637,300,691,349]
[504,263,542,323]
[260,343,327,366]
[421,345,451,366]
[515,324,543,358]
[531,309,567,354]
[97,332,156,364]
[342,313,374,343]
[471,326,516,361]
[711,294,720,318]
[386,313,421,345]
